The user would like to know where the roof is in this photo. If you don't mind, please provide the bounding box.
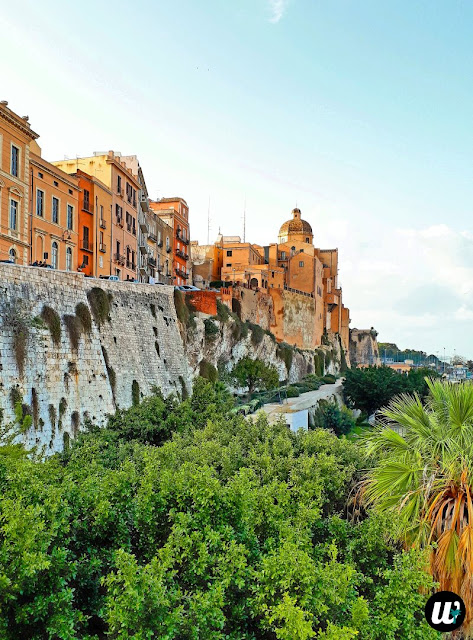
[157,197,188,205]
[279,208,313,237]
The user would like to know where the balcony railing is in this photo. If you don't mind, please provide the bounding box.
[116,215,124,227]
[83,200,92,213]
[157,239,163,247]
[114,252,125,266]
[140,194,149,212]
[99,219,107,229]
[139,243,147,254]
[166,246,172,253]
[148,232,157,242]
[99,243,107,253]
[148,257,156,267]
[81,239,92,252]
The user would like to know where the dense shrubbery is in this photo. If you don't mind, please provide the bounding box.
[313,401,356,436]
[343,365,441,415]
[0,378,441,639]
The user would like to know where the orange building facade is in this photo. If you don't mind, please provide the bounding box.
[150,197,190,286]
[29,144,80,271]
[54,152,140,281]
[0,101,39,264]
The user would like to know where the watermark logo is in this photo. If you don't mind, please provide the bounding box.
[425,591,466,632]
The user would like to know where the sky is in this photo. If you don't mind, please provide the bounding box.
[2,0,473,358]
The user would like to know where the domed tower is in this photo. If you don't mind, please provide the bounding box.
[278,208,313,245]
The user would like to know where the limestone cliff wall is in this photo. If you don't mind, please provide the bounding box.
[0,265,190,452]
[349,328,381,367]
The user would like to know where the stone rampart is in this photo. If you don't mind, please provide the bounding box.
[0,264,190,452]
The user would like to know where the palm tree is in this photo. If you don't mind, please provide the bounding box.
[361,379,473,636]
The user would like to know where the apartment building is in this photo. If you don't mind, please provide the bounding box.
[150,197,190,286]
[0,101,39,264]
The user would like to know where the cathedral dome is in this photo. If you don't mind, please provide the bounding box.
[278,208,313,238]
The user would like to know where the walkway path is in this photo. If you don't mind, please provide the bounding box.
[260,379,344,423]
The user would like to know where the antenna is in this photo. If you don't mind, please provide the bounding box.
[243,195,246,243]
[207,196,211,244]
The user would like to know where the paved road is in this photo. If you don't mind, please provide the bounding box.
[260,379,344,423]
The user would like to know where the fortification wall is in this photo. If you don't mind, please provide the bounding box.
[349,328,381,367]
[0,265,190,452]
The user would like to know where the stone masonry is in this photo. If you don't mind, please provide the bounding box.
[0,264,190,453]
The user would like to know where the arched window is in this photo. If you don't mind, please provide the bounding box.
[9,248,16,263]
[51,242,58,269]
[66,247,72,271]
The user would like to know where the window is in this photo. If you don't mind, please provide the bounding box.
[83,226,90,249]
[51,242,58,269]
[306,237,310,243]
[52,197,59,224]
[11,146,19,177]
[83,189,90,211]
[36,189,44,217]
[281,251,286,260]
[67,205,73,230]
[117,175,122,194]
[68,189,73,195]
[66,247,72,271]
[9,248,16,263]
[299,261,304,267]
[38,172,43,179]
[82,254,89,266]
[166,237,170,249]
[226,263,231,267]
[227,250,232,257]
[54,180,58,187]
[9,199,18,230]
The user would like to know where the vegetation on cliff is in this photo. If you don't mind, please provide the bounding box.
[0,378,442,639]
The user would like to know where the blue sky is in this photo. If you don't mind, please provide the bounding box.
[2,0,473,358]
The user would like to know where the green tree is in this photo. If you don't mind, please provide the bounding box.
[362,379,473,636]
[231,357,279,395]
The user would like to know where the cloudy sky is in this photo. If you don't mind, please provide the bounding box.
[2,0,473,357]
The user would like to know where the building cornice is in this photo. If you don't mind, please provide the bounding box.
[0,104,39,140]
[31,154,80,192]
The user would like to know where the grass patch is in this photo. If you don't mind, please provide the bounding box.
[10,386,22,409]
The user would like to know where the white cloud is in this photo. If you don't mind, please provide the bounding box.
[268,0,290,23]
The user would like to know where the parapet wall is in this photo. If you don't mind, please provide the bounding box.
[0,265,190,452]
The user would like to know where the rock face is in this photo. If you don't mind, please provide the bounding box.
[0,265,190,452]
[0,265,350,452]
[349,328,381,367]
[183,312,346,388]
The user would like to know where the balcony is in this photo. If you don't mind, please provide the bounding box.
[166,246,172,253]
[83,200,92,213]
[140,194,149,212]
[148,256,157,267]
[139,263,147,274]
[116,215,124,228]
[326,292,340,306]
[182,237,190,246]
[99,219,107,229]
[157,239,163,247]
[99,243,107,253]
[139,242,147,254]
[117,187,124,197]
[148,232,157,242]
[81,239,93,252]
[127,223,132,232]
[157,264,163,272]
[139,218,148,233]
[114,252,125,266]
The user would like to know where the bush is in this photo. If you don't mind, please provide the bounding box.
[75,302,92,334]
[199,359,218,382]
[174,289,196,329]
[286,385,301,397]
[41,305,62,345]
[3,304,30,377]
[132,380,140,406]
[277,342,294,372]
[87,287,111,326]
[322,374,337,384]
[313,401,355,437]
[314,350,325,377]
[204,318,219,340]
[216,299,230,323]
[209,280,224,288]
[249,322,265,346]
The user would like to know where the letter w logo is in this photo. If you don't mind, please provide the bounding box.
[431,600,459,625]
